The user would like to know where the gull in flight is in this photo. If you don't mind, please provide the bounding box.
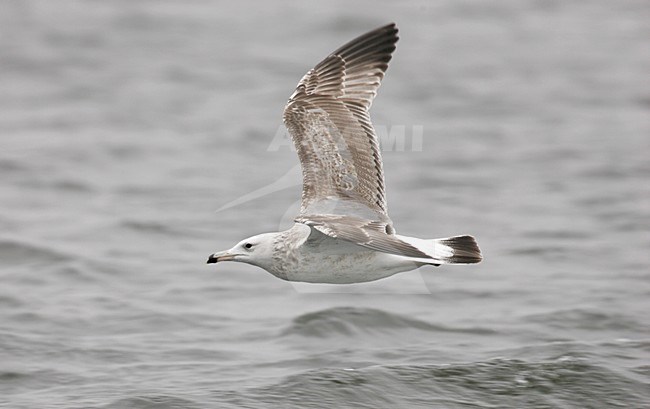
[208,23,482,284]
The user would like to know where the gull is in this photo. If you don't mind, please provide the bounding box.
[207,23,482,284]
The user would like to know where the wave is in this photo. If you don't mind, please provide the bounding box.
[281,307,496,338]
[103,395,202,409]
[0,239,72,266]
[525,308,643,331]
[120,219,183,236]
[241,358,649,408]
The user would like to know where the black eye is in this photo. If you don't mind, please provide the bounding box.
[244,243,253,249]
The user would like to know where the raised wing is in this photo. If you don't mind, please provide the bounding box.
[283,23,399,221]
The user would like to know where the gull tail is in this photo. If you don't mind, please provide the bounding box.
[395,234,483,265]
[430,235,482,264]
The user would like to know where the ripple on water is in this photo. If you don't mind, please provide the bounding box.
[239,358,649,408]
[525,308,643,331]
[281,307,497,338]
[0,239,71,266]
[103,395,202,409]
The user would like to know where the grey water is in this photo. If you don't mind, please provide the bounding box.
[1,0,649,408]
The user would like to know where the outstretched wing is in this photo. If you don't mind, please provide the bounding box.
[295,214,432,259]
[283,23,398,220]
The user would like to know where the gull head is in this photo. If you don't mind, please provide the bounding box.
[207,232,277,270]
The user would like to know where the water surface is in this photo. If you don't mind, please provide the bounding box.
[1,0,649,407]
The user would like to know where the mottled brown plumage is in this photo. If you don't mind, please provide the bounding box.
[283,23,398,219]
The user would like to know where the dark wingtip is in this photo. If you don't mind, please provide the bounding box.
[440,235,483,264]
[206,255,218,264]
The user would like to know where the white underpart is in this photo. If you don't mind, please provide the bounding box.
[270,225,422,284]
